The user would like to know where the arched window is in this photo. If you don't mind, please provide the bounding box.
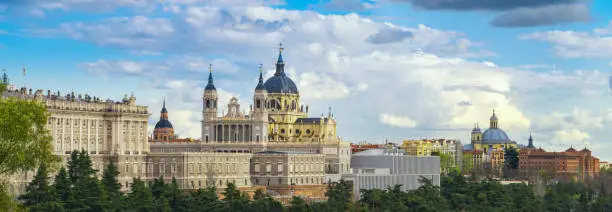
[256,100,261,109]
[206,99,210,108]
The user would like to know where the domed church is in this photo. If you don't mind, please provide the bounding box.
[200,44,352,176]
[465,109,518,153]
[153,99,175,142]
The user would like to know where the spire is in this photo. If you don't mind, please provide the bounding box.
[527,131,535,148]
[274,43,286,76]
[205,64,216,91]
[160,98,168,120]
[255,63,266,91]
[1,69,8,84]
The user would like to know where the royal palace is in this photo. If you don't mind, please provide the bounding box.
[2,46,351,201]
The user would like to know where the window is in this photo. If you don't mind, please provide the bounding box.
[266,163,272,172]
[160,162,166,175]
[255,164,260,172]
[278,164,283,172]
[306,129,311,134]
[256,100,261,108]
[280,129,285,134]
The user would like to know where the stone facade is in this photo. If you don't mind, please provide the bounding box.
[2,86,150,194]
[250,151,325,186]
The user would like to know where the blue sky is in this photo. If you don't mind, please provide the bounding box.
[2,0,612,161]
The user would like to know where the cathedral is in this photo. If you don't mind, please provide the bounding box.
[463,109,518,174]
[466,109,518,153]
[147,45,351,200]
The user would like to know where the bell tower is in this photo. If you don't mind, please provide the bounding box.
[252,64,268,143]
[202,64,218,143]
[470,123,482,144]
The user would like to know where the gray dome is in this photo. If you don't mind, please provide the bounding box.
[482,128,510,143]
[154,119,173,129]
[264,44,299,94]
[263,75,299,94]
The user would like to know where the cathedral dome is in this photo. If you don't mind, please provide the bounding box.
[155,99,173,129]
[482,128,510,143]
[264,75,298,94]
[155,119,173,129]
[264,43,299,94]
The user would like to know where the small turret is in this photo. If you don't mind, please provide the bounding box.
[490,109,498,128]
[255,64,266,91]
[527,132,535,148]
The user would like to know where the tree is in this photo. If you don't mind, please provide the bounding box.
[325,180,352,211]
[289,196,310,212]
[188,187,219,211]
[101,159,123,211]
[127,178,156,212]
[432,151,454,174]
[19,163,56,207]
[0,180,27,212]
[222,183,250,211]
[504,147,519,169]
[0,96,58,175]
[0,82,6,94]
[251,189,283,212]
[65,150,109,211]
[52,167,71,203]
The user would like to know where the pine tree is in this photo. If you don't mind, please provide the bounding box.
[289,196,309,212]
[53,167,71,202]
[127,178,156,212]
[66,150,108,211]
[19,163,55,207]
[168,178,187,211]
[102,159,122,211]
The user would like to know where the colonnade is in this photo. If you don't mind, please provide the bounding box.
[214,124,255,143]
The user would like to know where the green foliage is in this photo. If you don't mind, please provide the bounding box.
[325,180,352,211]
[0,83,6,94]
[251,189,283,212]
[0,96,58,175]
[102,159,123,211]
[19,163,56,207]
[53,167,71,202]
[222,183,251,211]
[65,150,109,211]
[0,180,27,212]
[127,178,156,212]
[14,150,612,211]
[504,146,519,169]
[289,196,309,212]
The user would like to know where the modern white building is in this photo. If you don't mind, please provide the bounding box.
[344,148,441,200]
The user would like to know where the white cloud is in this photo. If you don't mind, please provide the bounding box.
[552,128,590,145]
[520,20,612,59]
[21,1,612,161]
[379,114,418,128]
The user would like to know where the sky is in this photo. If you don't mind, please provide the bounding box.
[1,0,612,161]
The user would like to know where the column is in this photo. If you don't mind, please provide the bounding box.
[242,125,246,143]
[95,120,99,154]
[70,118,74,151]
